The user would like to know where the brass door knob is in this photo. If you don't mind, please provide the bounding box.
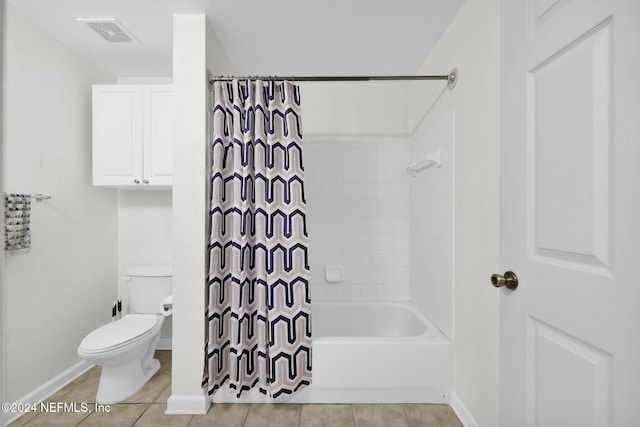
[491,271,518,290]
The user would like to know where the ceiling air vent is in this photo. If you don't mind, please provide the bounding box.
[77,18,138,43]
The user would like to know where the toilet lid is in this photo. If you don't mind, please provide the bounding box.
[79,314,158,353]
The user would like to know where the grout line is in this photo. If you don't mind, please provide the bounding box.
[12,351,461,427]
[241,403,252,426]
[129,403,151,426]
[400,403,410,426]
[351,404,356,427]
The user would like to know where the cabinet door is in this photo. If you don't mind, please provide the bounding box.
[142,85,173,187]
[92,85,143,187]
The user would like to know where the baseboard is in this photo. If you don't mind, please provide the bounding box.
[450,391,480,427]
[156,338,172,351]
[1,360,93,427]
[165,393,210,415]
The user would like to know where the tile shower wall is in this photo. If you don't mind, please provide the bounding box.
[304,138,411,302]
[409,113,454,338]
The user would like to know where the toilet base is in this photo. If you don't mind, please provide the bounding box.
[95,358,160,404]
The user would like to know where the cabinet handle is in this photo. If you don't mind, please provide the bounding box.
[133,179,140,184]
[143,179,149,185]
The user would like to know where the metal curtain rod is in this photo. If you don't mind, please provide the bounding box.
[208,68,458,90]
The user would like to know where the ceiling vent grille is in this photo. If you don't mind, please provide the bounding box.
[77,18,138,43]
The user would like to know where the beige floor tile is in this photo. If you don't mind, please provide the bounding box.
[82,366,103,382]
[8,350,466,427]
[153,383,172,404]
[21,406,92,427]
[352,404,409,427]
[244,403,301,427]
[300,404,355,427]
[132,403,192,427]
[48,366,101,403]
[7,410,38,427]
[60,375,100,405]
[155,350,172,368]
[403,404,463,427]
[120,370,171,404]
[7,369,100,427]
[188,403,251,427]
[45,382,84,404]
[77,403,149,427]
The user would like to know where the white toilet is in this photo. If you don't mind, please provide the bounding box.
[77,265,173,404]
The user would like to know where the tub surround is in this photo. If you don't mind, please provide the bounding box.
[304,139,412,303]
[409,113,455,339]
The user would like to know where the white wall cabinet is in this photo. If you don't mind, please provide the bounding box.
[92,85,173,188]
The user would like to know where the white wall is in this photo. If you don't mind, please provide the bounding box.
[117,190,173,340]
[300,81,411,135]
[2,3,117,402]
[410,0,501,425]
[1,0,6,410]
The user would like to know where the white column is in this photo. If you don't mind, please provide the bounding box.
[167,14,210,415]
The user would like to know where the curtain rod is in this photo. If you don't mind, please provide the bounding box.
[208,68,458,90]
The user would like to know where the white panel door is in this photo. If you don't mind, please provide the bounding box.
[142,85,173,186]
[500,0,640,426]
[92,85,142,186]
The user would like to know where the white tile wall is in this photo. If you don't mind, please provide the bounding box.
[303,114,454,338]
[304,138,411,302]
[409,113,455,338]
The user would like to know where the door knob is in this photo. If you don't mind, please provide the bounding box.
[491,271,518,290]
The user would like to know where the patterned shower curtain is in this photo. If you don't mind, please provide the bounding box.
[203,79,312,399]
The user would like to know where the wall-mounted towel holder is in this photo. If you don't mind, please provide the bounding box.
[407,149,442,176]
[3,193,51,201]
[32,193,51,202]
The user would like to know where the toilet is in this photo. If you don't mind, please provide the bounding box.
[77,265,172,404]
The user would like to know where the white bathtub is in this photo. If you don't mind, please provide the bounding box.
[209,302,452,404]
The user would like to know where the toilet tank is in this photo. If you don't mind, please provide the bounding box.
[126,265,172,314]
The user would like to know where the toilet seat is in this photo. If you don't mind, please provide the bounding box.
[79,314,159,354]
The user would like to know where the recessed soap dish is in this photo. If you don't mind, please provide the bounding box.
[325,266,344,283]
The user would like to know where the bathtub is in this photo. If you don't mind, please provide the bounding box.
[209,302,452,404]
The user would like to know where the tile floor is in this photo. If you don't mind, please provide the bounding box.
[8,351,463,427]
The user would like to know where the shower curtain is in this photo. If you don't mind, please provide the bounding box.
[204,79,312,399]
